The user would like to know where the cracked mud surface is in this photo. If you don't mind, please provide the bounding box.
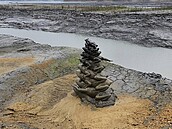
[102,63,172,109]
[0,35,171,128]
[0,5,172,48]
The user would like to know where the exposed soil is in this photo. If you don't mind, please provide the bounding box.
[0,74,171,129]
[0,5,172,48]
[0,34,80,110]
[0,35,171,128]
[0,57,35,75]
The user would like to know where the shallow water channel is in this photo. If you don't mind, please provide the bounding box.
[0,28,172,79]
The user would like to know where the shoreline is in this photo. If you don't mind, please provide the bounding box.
[0,34,171,107]
[0,3,172,128]
[0,34,171,128]
[0,5,172,48]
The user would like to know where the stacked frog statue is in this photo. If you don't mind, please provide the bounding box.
[73,39,116,107]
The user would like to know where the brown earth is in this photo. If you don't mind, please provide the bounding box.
[0,57,35,75]
[0,35,171,129]
[0,74,171,129]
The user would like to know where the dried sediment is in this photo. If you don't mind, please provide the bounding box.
[102,63,172,109]
[0,34,80,110]
[0,6,172,48]
[0,34,171,110]
[0,34,171,128]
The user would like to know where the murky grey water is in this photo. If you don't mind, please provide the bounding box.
[0,28,172,79]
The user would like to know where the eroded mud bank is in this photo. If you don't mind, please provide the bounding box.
[0,6,172,48]
[0,34,171,129]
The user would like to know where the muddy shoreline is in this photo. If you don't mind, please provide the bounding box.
[0,4,172,128]
[0,5,172,48]
[0,34,171,109]
[0,34,172,128]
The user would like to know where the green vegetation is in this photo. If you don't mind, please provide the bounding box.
[123,6,172,12]
[78,6,127,12]
[0,51,5,56]
[1,4,172,13]
[42,53,80,79]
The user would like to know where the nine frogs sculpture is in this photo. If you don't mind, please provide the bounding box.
[73,39,116,108]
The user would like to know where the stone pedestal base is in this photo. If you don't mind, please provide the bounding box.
[73,86,117,108]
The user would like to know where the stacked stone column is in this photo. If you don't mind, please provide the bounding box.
[73,39,116,108]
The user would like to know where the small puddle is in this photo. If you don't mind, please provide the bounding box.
[0,28,172,79]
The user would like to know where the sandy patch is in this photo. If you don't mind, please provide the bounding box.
[1,74,171,129]
[0,57,34,74]
[40,93,152,129]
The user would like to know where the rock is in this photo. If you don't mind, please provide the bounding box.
[73,39,116,107]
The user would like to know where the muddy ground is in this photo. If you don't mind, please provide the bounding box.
[0,3,172,128]
[0,34,171,129]
[0,4,172,48]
